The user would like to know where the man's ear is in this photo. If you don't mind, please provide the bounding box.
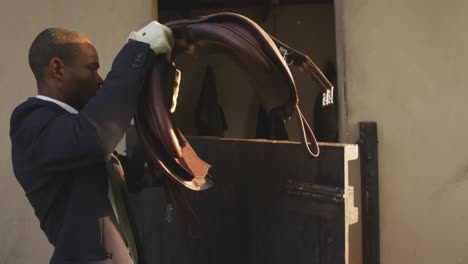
[49,57,65,80]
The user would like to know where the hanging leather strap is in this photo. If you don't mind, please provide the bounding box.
[296,106,320,158]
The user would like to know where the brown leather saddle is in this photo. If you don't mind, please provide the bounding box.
[135,12,334,191]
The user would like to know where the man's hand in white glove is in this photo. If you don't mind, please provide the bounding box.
[128,21,174,61]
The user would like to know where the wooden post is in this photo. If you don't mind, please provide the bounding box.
[359,122,380,264]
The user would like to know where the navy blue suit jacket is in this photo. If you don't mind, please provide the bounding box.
[10,41,155,263]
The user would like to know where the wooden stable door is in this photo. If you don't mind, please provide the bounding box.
[127,137,358,264]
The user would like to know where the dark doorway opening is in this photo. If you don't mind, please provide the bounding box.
[158,1,339,143]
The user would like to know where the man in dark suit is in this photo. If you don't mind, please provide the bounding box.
[10,23,173,263]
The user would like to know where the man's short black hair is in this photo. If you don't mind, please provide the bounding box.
[28,28,87,82]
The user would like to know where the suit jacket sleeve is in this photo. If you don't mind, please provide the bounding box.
[20,41,156,173]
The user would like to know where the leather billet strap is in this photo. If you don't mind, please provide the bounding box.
[268,35,333,96]
[135,12,333,191]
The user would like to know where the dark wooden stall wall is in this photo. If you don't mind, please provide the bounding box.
[126,135,357,264]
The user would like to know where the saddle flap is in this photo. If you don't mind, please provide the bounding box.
[167,12,298,120]
[137,57,213,191]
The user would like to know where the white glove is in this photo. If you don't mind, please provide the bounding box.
[128,21,174,61]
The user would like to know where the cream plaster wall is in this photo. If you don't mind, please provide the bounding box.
[338,0,468,263]
[0,1,153,262]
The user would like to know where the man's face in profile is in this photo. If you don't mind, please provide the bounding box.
[62,40,103,110]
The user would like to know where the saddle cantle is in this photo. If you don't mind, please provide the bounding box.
[135,12,334,191]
